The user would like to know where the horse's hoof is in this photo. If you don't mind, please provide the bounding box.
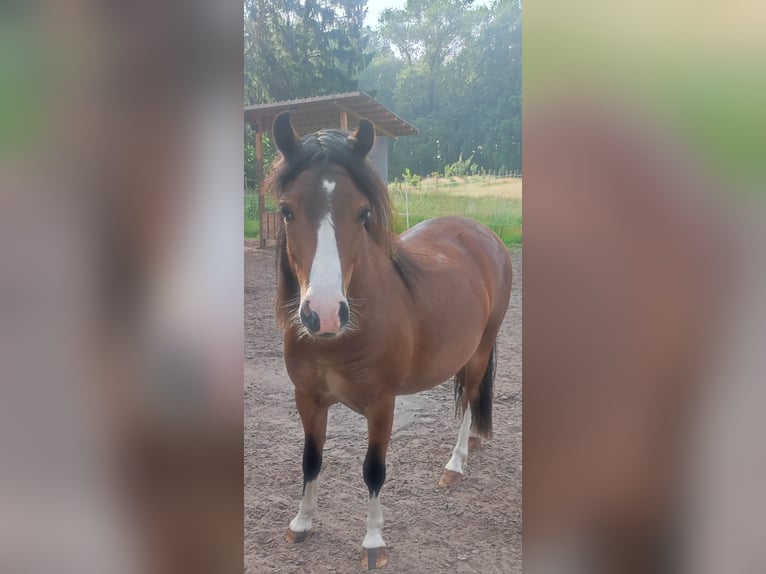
[438,469,463,488]
[468,436,482,451]
[361,547,388,570]
[285,528,311,543]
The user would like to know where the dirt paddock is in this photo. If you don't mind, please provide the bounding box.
[245,242,522,573]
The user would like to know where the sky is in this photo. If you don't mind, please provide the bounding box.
[364,0,496,28]
[364,0,405,27]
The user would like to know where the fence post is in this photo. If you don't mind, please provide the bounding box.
[256,127,265,248]
[404,181,410,229]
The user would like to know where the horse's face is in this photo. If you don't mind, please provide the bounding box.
[272,113,378,338]
[279,166,371,337]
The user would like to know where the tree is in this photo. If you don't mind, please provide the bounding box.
[244,0,375,184]
[360,0,522,178]
[355,43,403,110]
[244,0,373,104]
[379,0,480,110]
[449,0,522,172]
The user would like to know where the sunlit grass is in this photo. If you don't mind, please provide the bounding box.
[245,176,523,247]
[390,176,522,246]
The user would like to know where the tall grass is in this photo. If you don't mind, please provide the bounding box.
[244,192,277,240]
[390,176,522,246]
[245,175,522,247]
[244,194,259,239]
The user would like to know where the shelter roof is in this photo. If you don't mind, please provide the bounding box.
[244,91,418,139]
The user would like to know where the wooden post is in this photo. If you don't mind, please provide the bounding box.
[404,181,410,229]
[339,111,348,131]
[256,124,265,248]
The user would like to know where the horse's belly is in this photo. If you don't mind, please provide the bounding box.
[397,374,453,395]
[398,348,476,395]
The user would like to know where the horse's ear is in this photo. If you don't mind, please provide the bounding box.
[273,112,301,159]
[350,119,375,157]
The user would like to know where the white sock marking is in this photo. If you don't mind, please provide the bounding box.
[445,409,472,474]
[289,480,318,533]
[362,494,386,549]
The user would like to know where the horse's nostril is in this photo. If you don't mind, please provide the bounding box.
[339,301,349,329]
[300,305,320,333]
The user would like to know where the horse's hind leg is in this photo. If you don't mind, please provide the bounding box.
[286,388,328,543]
[439,406,473,487]
[439,345,495,488]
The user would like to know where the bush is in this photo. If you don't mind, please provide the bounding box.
[444,153,477,178]
[402,168,421,188]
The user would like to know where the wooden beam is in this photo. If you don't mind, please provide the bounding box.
[256,127,265,248]
[339,111,348,130]
[332,102,398,140]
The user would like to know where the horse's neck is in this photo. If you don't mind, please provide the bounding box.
[348,240,407,311]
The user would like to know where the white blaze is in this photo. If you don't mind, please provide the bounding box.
[301,179,344,333]
[362,494,386,549]
[307,214,342,294]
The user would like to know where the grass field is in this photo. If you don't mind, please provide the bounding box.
[390,175,522,246]
[245,175,522,247]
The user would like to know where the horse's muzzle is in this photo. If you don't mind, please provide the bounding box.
[300,300,349,336]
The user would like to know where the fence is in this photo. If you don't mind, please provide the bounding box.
[244,192,280,243]
[388,173,522,246]
[246,172,522,247]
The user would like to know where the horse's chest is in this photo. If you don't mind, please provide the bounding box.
[323,368,350,398]
[317,367,369,414]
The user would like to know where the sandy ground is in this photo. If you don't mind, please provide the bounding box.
[245,242,521,573]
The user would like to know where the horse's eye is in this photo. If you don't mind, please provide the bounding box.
[358,207,371,224]
[280,205,294,222]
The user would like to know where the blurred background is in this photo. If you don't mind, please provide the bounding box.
[1,0,765,573]
[0,1,243,573]
[524,1,766,573]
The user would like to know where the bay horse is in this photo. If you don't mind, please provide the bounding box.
[267,112,512,569]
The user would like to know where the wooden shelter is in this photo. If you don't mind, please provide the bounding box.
[245,91,418,247]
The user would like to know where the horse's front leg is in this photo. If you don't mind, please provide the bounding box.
[286,388,328,543]
[361,394,395,570]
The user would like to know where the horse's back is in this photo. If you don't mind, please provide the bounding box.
[399,216,512,300]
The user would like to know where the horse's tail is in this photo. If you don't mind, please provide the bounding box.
[453,343,496,438]
[471,344,496,438]
[453,369,466,419]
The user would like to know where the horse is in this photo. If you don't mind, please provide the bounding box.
[266,111,513,569]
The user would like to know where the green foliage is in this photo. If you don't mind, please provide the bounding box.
[402,167,421,187]
[355,46,403,109]
[244,0,375,192]
[243,0,523,192]
[244,128,275,189]
[244,0,373,104]
[359,0,522,179]
[444,153,477,178]
[244,194,259,239]
[244,217,260,240]
[244,192,278,240]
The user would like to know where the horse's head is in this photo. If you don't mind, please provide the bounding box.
[271,112,389,338]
